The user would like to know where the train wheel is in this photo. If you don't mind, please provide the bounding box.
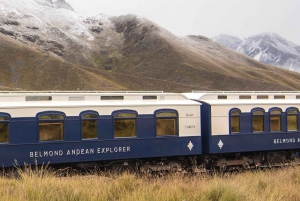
[220,163,227,172]
[169,162,181,173]
[243,161,250,170]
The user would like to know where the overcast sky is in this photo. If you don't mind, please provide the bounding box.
[69,0,300,45]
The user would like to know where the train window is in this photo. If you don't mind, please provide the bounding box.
[239,95,251,99]
[101,96,124,100]
[155,111,178,136]
[0,115,9,143]
[113,112,136,138]
[69,96,84,101]
[230,109,240,133]
[143,96,157,100]
[287,109,298,131]
[274,95,285,99]
[252,109,264,132]
[26,96,52,101]
[270,109,282,132]
[81,112,98,139]
[38,114,64,141]
[257,95,268,99]
[218,95,227,99]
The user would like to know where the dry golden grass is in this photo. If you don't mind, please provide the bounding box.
[1,166,300,201]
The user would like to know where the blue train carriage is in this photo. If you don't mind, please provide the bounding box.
[184,91,300,170]
[0,91,202,172]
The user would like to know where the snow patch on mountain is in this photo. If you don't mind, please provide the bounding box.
[212,34,243,50]
[0,0,119,62]
[213,32,300,72]
[1,0,114,38]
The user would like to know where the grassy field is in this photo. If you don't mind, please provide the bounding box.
[0,166,300,201]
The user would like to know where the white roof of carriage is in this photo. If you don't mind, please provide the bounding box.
[183,91,300,105]
[0,91,200,107]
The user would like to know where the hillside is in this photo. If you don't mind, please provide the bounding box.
[1,0,300,91]
[0,33,199,92]
[0,34,123,91]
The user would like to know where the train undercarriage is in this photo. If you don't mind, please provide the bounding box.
[204,149,300,172]
[69,149,300,175]
[11,149,299,177]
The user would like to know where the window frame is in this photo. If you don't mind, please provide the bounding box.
[80,110,99,140]
[154,109,178,137]
[286,107,299,132]
[269,107,282,132]
[229,108,241,134]
[251,108,265,133]
[37,111,65,142]
[112,110,138,138]
[0,112,10,144]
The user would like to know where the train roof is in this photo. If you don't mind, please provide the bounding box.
[183,91,300,105]
[0,91,200,107]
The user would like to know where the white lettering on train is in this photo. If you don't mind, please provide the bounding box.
[66,149,95,156]
[97,146,130,154]
[29,150,63,158]
[273,138,299,144]
[29,146,131,158]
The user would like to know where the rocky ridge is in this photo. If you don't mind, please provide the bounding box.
[1,0,300,91]
[212,33,300,72]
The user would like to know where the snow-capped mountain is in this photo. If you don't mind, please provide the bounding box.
[0,0,119,66]
[212,33,300,72]
[2,0,300,91]
[212,34,243,50]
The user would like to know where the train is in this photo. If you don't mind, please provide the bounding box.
[1,91,300,172]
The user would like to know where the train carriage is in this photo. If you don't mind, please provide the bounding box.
[0,91,202,171]
[184,91,300,169]
[4,90,300,172]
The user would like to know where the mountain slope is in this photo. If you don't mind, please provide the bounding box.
[0,33,202,92]
[213,33,300,72]
[211,34,243,50]
[1,0,300,91]
[0,34,124,91]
